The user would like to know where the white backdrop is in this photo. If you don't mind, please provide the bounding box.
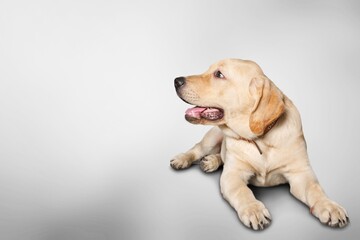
[0,0,359,239]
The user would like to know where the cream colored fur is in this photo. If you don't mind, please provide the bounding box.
[171,59,349,230]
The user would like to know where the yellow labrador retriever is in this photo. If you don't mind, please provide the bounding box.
[171,59,349,230]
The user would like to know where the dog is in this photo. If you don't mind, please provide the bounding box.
[170,59,349,230]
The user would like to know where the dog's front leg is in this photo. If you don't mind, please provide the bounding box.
[286,166,349,228]
[220,160,271,230]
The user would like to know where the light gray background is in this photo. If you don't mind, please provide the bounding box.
[0,0,359,239]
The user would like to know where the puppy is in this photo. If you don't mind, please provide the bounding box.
[171,59,349,230]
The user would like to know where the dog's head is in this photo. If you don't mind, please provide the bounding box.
[175,59,285,137]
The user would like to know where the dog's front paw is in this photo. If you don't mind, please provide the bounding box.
[311,199,349,228]
[200,154,221,173]
[170,153,193,170]
[238,201,271,230]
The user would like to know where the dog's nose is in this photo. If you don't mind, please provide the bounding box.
[174,77,186,90]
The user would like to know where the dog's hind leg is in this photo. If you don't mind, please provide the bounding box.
[170,127,223,170]
[199,153,222,173]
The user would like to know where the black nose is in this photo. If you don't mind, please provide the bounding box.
[174,77,186,90]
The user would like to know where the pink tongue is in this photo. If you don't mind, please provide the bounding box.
[185,107,207,119]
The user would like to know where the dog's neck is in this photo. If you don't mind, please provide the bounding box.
[220,117,280,155]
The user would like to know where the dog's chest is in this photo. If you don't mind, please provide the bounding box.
[249,170,287,187]
[248,157,287,187]
[224,138,287,187]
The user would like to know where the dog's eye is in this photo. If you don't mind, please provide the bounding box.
[214,70,225,79]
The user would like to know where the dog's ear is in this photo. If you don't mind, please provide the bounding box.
[249,75,285,136]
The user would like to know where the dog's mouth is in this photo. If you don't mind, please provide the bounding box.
[185,106,224,121]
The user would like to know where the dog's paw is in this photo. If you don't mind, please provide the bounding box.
[238,201,271,230]
[199,154,221,173]
[311,199,349,228]
[170,153,193,170]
